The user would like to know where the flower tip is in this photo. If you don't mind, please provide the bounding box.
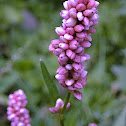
[73,91,82,100]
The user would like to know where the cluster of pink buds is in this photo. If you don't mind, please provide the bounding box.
[49,0,99,100]
[88,123,97,126]
[49,98,70,114]
[7,89,31,126]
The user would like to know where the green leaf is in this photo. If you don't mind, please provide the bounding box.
[40,58,60,105]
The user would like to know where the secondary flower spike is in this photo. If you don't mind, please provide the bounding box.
[49,0,99,100]
[7,89,31,126]
[88,123,97,126]
[49,98,70,114]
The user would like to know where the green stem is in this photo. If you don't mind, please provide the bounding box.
[59,91,71,126]
[61,91,71,114]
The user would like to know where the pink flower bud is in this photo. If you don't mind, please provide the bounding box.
[51,39,60,48]
[67,86,76,91]
[74,82,83,89]
[83,53,91,60]
[69,40,79,50]
[65,17,77,27]
[88,123,97,126]
[73,72,80,80]
[92,20,98,26]
[65,79,74,86]
[94,1,100,7]
[49,44,55,51]
[73,55,81,63]
[65,64,73,70]
[76,3,86,11]
[59,43,69,50]
[74,24,84,32]
[77,12,84,21]
[53,48,63,56]
[80,70,88,77]
[69,8,77,18]
[72,63,82,71]
[83,9,95,17]
[60,10,69,19]
[59,52,69,62]
[55,74,66,80]
[60,36,68,43]
[81,56,87,62]
[87,0,95,9]
[66,27,75,35]
[83,17,90,26]
[66,49,76,59]
[85,34,92,41]
[56,66,68,74]
[49,98,70,114]
[83,0,88,5]
[63,1,72,10]
[69,0,79,7]
[55,27,66,36]
[81,41,91,48]
[75,46,84,53]
[76,32,87,38]
[73,91,82,100]
[64,33,73,40]
[90,14,99,20]
[89,27,96,33]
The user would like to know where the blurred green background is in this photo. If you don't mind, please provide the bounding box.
[0,0,126,126]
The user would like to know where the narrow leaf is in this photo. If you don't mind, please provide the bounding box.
[40,58,60,105]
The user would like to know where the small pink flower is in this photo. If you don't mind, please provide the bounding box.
[88,123,97,126]
[7,89,31,126]
[49,98,70,114]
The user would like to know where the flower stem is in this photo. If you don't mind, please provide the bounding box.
[59,91,71,126]
[61,91,71,114]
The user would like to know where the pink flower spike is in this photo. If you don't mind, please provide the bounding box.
[73,91,82,100]
[88,123,97,126]
[74,24,84,32]
[81,41,91,48]
[76,3,86,11]
[69,8,77,18]
[65,79,74,86]
[65,17,77,27]
[55,27,66,36]
[64,33,73,40]
[7,89,31,125]
[60,10,69,19]
[77,12,84,21]
[59,43,69,50]
[66,49,76,59]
